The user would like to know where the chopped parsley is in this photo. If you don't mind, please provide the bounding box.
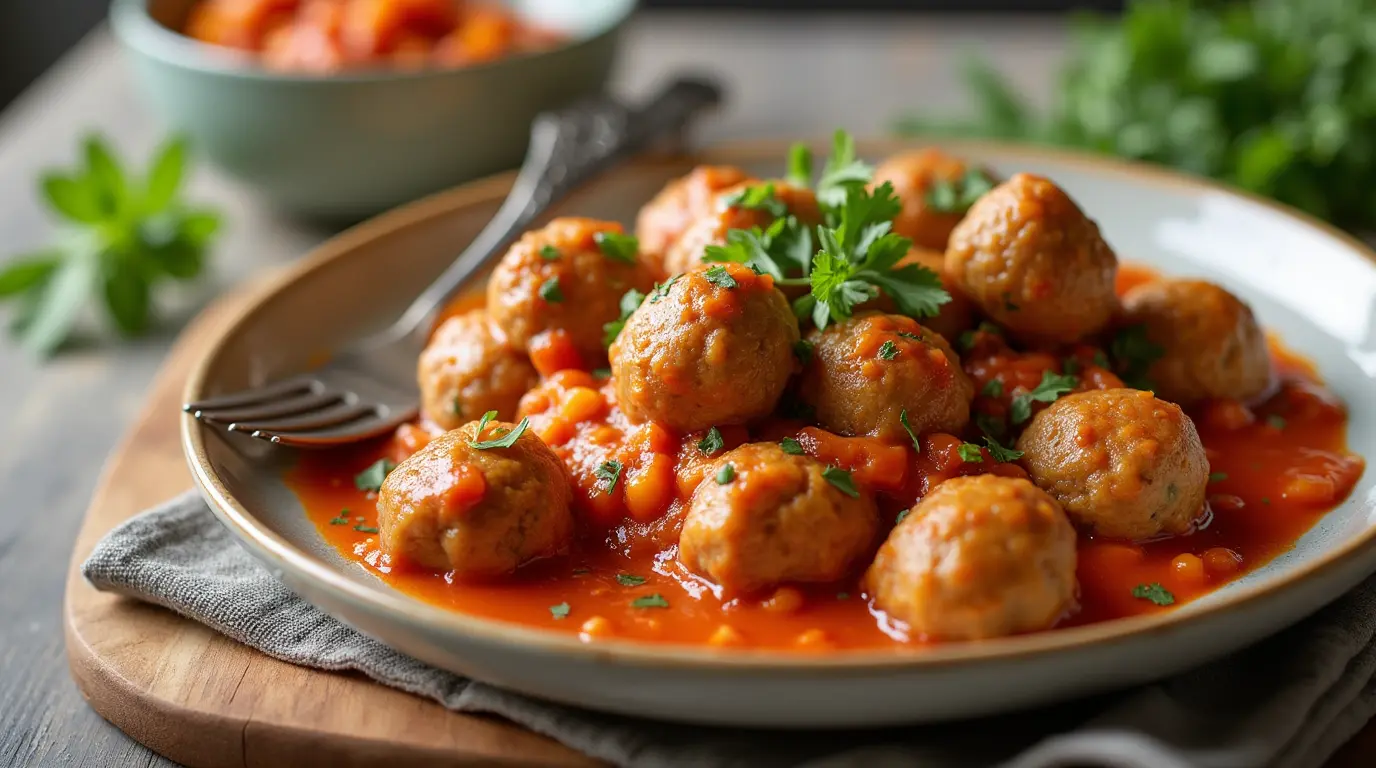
[816,129,874,207]
[898,409,922,452]
[975,412,1007,440]
[1267,415,1287,430]
[539,245,560,261]
[649,274,680,303]
[878,340,899,360]
[895,509,911,524]
[615,573,647,587]
[594,231,639,263]
[1110,324,1165,390]
[538,276,563,303]
[723,183,787,217]
[822,465,860,498]
[896,331,922,340]
[780,437,805,455]
[602,287,646,347]
[703,265,738,289]
[631,593,670,609]
[595,460,623,495]
[786,142,813,188]
[328,512,350,525]
[703,216,814,281]
[1010,370,1077,425]
[1132,583,1176,606]
[793,339,814,365]
[957,443,984,463]
[469,412,530,450]
[353,459,396,492]
[924,167,996,214]
[697,427,724,456]
[549,602,571,620]
[591,367,611,379]
[982,436,1024,463]
[353,524,380,534]
[1209,472,1228,483]
[957,330,977,352]
[716,464,736,484]
[450,398,463,417]
[981,379,1004,398]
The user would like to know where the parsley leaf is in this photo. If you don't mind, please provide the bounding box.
[716,464,736,484]
[924,168,996,214]
[787,142,813,188]
[539,277,563,303]
[539,245,560,261]
[780,437,805,455]
[981,379,1004,398]
[703,265,738,289]
[649,274,680,303]
[822,465,860,498]
[1132,583,1176,606]
[793,339,814,365]
[895,509,910,524]
[353,524,379,534]
[354,459,396,492]
[1110,324,1165,390]
[975,412,1007,440]
[602,288,646,347]
[816,130,874,208]
[328,513,350,525]
[595,460,623,495]
[878,340,899,360]
[616,573,647,587]
[957,443,984,463]
[983,436,1024,463]
[1010,370,1077,424]
[899,409,922,452]
[723,183,788,217]
[1267,415,1287,430]
[632,593,670,609]
[697,427,724,456]
[549,602,571,619]
[594,231,639,263]
[471,416,530,450]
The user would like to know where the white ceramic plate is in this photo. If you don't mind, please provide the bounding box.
[182,139,1376,728]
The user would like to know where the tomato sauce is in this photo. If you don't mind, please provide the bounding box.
[285,263,1366,650]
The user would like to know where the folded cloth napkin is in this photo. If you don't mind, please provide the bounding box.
[83,491,1376,768]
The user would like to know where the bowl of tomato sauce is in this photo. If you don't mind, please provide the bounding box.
[111,0,635,219]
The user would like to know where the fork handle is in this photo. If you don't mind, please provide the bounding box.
[392,76,724,342]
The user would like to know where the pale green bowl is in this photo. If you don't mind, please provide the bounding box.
[111,0,634,219]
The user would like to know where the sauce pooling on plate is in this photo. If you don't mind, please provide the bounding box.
[286,142,1365,650]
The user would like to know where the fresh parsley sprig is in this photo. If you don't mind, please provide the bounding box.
[0,134,221,357]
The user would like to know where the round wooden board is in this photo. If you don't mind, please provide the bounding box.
[61,279,600,768]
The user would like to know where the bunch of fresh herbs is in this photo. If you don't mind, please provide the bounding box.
[0,135,221,356]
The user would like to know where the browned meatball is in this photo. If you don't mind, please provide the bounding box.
[1016,388,1208,540]
[799,313,973,441]
[664,180,821,276]
[1119,279,1273,406]
[945,173,1118,344]
[865,475,1077,641]
[610,262,799,433]
[679,442,879,595]
[377,420,573,579]
[863,247,977,343]
[418,311,539,429]
[872,148,991,251]
[635,165,753,277]
[487,217,654,365]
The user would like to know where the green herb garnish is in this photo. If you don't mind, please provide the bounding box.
[594,231,639,263]
[602,287,646,347]
[1132,582,1176,607]
[649,274,680,303]
[716,464,736,484]
[899,409,922,453]
[595,460,623,495]
[822,465,859,498]
[703,265,738,289]
[895,509,910,524]
[549,602,571,620]
[328,512,350,525]
[982,436,1024,463]
[924,168,996,214]
[1010,370,1077,425]
[793,339,814,365]
[539,245,560,261]
[632,593,670,609]
[1110,324,1165,391]
[1267,415,1287,430]
[723,183,787,217]
[353,524,380,534]
[470,413,530,450]
[538,277,563,303]
[981,379,1004,398]
[1209,472,1228,483]
[780,437,805,455]
[616,573,647,587]
[787,142,813,188]
[878,340,899,360]
[354,459,396,492]
[697,427,724,457]
[957,443,984,463]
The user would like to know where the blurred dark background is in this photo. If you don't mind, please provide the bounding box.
[0,0,1123,114]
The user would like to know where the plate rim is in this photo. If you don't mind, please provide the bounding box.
[183,136,1376,672]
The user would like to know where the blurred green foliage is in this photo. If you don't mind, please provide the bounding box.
[898,0,1376,229]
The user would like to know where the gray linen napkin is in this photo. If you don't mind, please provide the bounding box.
[83,491,1376,768]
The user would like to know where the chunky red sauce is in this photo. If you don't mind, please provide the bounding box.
[286,264,1365,650]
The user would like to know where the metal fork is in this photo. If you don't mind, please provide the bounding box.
[184,77,723,447]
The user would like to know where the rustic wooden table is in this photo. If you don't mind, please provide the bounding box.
[16,10,1335,767]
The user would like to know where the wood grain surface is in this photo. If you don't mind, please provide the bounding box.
[63,281,599,768]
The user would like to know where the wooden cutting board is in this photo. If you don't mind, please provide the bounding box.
[61,282,1376,768]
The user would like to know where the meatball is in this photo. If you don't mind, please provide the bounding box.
[377,419,573,579]
[1119,279,1273,406]
[610,262,799,433]
[1016,388,1208,540]
[679,442,879,594]
[872,148,991,251]
[635,165,753,276]
[863,247,976,343]
[487,217,654,365]
[865,475,1077,641]
[418,311,539,429]
[799,313,973,441]
[945,173,1118,344]
[663,180,821,276]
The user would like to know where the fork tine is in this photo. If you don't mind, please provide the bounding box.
[228,402,378,434]
[254,409,416,447]
[184,376,320,414]
[195,391,345,425]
